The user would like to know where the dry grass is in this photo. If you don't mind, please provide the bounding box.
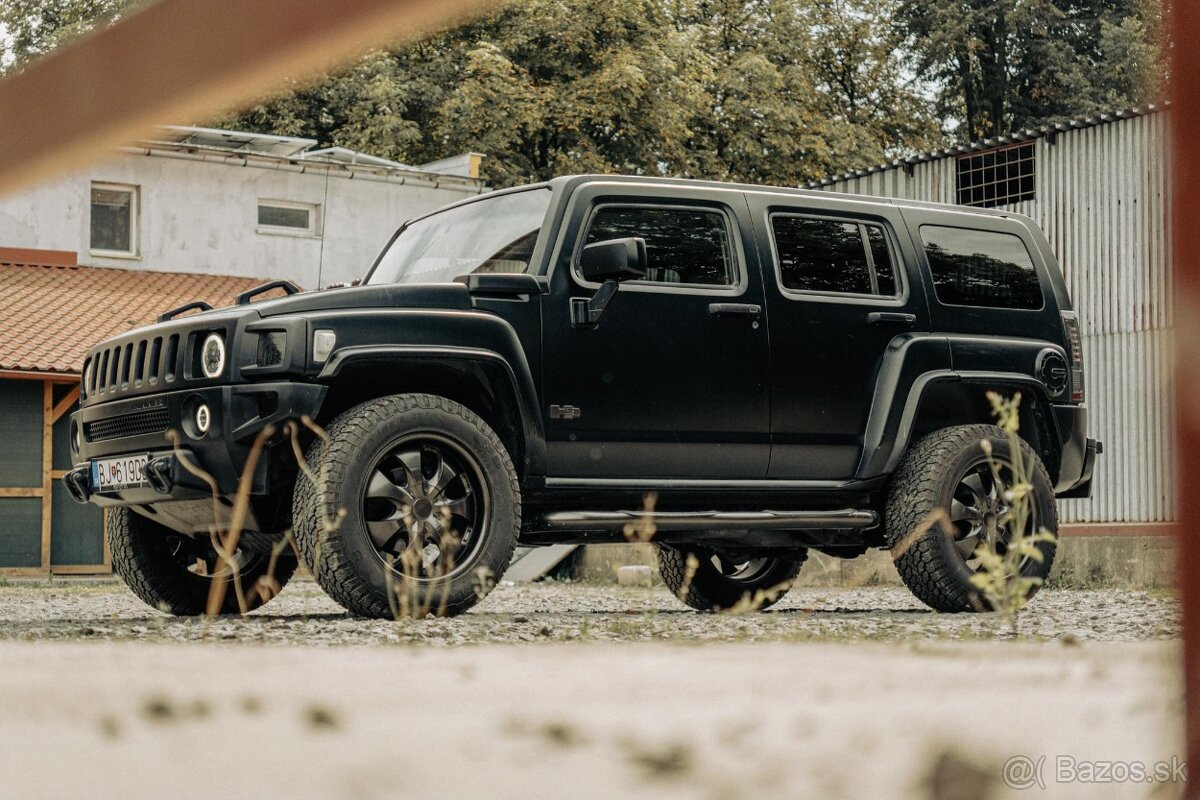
[164,416,333,620]
[966,392,1059,633]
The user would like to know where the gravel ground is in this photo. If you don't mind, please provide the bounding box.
[0,580,1184,799]
[0,578,1179,645]
[0,639,1183,800]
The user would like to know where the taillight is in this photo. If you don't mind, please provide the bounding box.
[1061,311,1085,402]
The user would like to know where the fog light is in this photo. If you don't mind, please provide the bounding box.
[70,419,81,453]
[313,330,336,363]
[195,403,212,434]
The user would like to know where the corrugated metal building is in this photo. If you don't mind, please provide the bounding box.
[809,106,1173,531]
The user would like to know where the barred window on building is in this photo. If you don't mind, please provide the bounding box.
[956,142,1035,208]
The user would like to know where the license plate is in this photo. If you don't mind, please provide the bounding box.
[91,454,151,492]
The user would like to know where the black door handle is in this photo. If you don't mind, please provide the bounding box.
[868,312,917,327]
[709,303,762,318]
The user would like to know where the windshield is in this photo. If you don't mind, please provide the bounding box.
[368,188,552,285]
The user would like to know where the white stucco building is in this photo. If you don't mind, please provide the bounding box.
[0,126,487,288]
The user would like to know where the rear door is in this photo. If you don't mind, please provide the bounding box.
[746,191,931,479]
[540,182,771,479]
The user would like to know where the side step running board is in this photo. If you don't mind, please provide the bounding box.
[537,509,878,532]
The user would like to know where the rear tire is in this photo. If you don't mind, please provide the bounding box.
[657,545,806,612]
[884,424,1058,613]
[108,506,296,616]
[292,393,520,619]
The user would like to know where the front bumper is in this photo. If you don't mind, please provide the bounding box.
[66,380,326,505]
[1052,403,1101,498]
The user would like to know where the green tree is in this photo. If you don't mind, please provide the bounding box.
[798,0,945,165]
[434,0,719,183]
[1,0,1169,164]
[0,0,945,183]
[900,0,1167,142]
[0,0,136,72]
[223,0,943,186]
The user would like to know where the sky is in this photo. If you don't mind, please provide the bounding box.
[0,23,10,68]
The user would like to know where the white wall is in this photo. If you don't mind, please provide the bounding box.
[820,110,1174,525]
[0,149,483,288]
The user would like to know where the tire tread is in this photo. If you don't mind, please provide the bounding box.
[292,393,520,618]
[884,424,1058,613]
[108,507,296,616]
[657,546,806,612]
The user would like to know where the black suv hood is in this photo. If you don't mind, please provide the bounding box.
[251,283,473,317]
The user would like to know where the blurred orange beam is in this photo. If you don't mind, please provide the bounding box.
[0,0,505,196]
[1172,3,1200,795]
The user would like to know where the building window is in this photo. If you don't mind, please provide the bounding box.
[770,215,900,297]
[955,142,1035,208]
[920,225,1043,310]
[90,183,138,257]
[583,205,735,287]
[257,201,320,236]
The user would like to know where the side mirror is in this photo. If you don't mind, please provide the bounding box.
[571,237,648,328]
[579,237,647,283]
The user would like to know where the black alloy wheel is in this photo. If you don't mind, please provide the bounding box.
[946,456,1035,571]
[292,393,521,619]
[362,434,488,580]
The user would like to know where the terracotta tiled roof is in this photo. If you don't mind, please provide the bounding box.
[0,261,283,375]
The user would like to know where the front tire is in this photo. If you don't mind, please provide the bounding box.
[108,507,296,616]
[657,545,806,612]
[885,424,1058,613]
[293,394,520,619]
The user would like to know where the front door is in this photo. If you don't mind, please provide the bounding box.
[745,192,932,480]
[541,184,770,479]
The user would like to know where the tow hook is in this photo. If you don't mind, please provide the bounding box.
[146,457,176,494]
[63,467,91,504]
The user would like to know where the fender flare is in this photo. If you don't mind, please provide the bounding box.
[866,370,1062,479]
[317,344,546,477]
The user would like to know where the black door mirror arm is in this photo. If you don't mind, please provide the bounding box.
[570,280,620,327]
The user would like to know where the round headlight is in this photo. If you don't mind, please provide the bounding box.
[201,333,226,379]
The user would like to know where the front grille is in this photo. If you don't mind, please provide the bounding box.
[85,407,170,442]
[83,332,182,400]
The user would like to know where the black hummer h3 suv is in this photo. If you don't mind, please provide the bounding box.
[67,175,1100,617]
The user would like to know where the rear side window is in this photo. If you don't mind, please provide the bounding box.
[585,206,735,286]
[921,225,1043,310]
[771,215,899,297]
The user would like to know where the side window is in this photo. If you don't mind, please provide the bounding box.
[257,200,321,236]
[865,225,896,296]
[771,215,899,297]
[584,206,735,287]
[920,225,1043,310]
